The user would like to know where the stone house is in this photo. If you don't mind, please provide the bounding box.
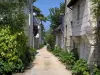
[24,0,42,49]
[55,15,64,48]
[64,0,99,66]
[24,0,34,47]
[55,25,64,48]
[33,17,42,49]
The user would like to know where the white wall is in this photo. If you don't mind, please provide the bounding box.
[65,0,96,64]
[71,0,93,36]
[64,0,72,50]
[56,32,64,48]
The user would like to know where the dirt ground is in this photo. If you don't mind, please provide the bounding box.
[14,46,72,75]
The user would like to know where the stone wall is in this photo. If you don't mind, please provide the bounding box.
[64,0,72,50]
[56,32,64,48]
[64,0,99,66]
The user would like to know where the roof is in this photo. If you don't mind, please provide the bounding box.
[33,17,41,25]
[55,25,61,31]
[54,24,64,33]
[67,0,78,7]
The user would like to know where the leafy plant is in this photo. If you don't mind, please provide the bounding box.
[0,0,37,74]
[52,45,76,70]
[64,52,76,70]
[39,44,44,49]
[45,33,55,50]
[71,48,79,61]
[72,59,90,75]
[0,26,36,74]
[52,45,61,56]
[0,26,24,74]
[48,2,65,30]
[29,47,36,60]
[91,64,100,75]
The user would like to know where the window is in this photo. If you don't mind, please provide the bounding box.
[77,5,80,20]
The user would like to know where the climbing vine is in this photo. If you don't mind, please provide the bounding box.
[92,0,100,65]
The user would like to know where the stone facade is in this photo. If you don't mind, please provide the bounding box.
[55,30,64,48]
[24,0,42,49]
[64,0,99,66]
[34,18,42,49]
[64,0,72,50]
[24,0,34,47]
[55,15,64,49]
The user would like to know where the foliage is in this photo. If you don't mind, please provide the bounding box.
[0,26,24,74]
[39,44,44,49]
[45,33,55,50]
[71,48,79,61]
[52,46,78,70]
[52,45,62,56]
[72,59,90,75]
[0,1,28,32]
[48,2,65,30]
[29,47,36,60]
[41,24,45,37]
[0,0,37,74]
[47,44,51,50]
[33,5,46,39]
[33,5,47,22]
[92,0,100,18]
[92,0,100,70]
[51,46,100,75]
[91,65,100,75]
[33,5,41,13]
[64,52,76,70]
[0,26,36,75]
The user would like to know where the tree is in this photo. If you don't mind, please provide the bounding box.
[48,2,65,30]
[33,5,47,39]
[33,5,47,22]
[0,0,27,32]
[45,31,55,50]
[0,0,37,31]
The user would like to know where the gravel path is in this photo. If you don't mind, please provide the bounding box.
[14,46,72,75]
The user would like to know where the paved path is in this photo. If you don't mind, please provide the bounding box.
[14,46,72,75]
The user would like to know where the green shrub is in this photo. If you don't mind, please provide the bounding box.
[39,44,44,49]
[91,65,100,75]
[52,45,76,70]
[71,48,79,60]
[29,47,36,60]
[0,26,24,74]
[0,26,35,74]
[64,52,76,70]
[65,48,79,70]
[72,59,90,75]
[52,45,61,56]
[47,44,51,50]
[45,34,55,50]
[59,51,68,63]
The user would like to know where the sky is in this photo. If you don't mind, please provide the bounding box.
[34,0,64,31]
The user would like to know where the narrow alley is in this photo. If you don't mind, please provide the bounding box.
[14,47,72,75]
[1,0,100,75]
